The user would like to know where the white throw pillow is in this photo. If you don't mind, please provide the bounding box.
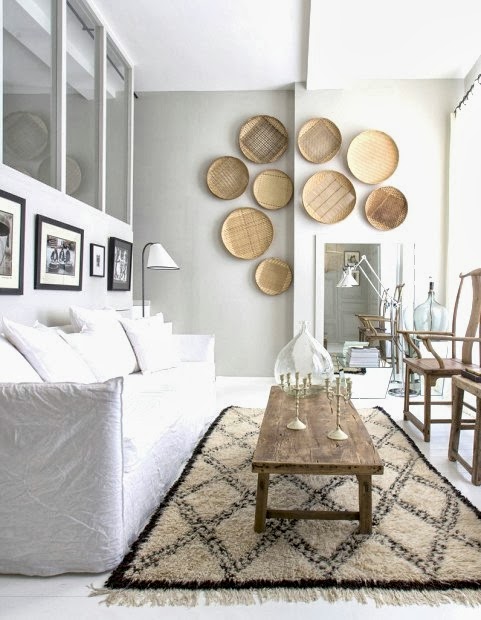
[0,334,43,383]
[69,305,138,374]
[61,329,137,382]
[120,317,179,373]
[2,318,96,383]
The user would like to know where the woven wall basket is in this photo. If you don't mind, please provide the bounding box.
[302,170,356,224]
[239,115,288,163]
[221,207,273,259]
[206,156,249,199]
[297,118,342,163]
[38,155,82,195]
[347,130,399,184]
[255,258,292,295]
[253,169,293,210]
[365,186,408,230]
[4,111,48,160]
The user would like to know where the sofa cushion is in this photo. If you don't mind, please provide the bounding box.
[0,334,43,383]
[69,306,138,374]
[2,318,96,383]
[120,317,179,373]
[61,329,137,382]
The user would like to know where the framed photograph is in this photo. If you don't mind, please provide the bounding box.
[108,237,132,291]
[35,215,83,290]
[352,270,360,285]
[90,243,105,277]
[344,251,360,266]
[0,189,25,295]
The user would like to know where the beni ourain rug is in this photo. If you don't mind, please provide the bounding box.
[93,406,481,608]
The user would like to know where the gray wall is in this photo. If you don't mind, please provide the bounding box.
[133,91,295,376]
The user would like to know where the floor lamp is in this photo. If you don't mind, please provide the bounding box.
[141,242,179,317]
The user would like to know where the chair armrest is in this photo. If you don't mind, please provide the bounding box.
[173,334,215,363]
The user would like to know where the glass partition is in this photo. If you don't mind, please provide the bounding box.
[3,0,53,185]
[66,0,97,207]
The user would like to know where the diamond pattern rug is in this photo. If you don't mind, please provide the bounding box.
[95,406,481,607]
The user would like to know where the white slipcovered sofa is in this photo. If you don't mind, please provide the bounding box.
[0,307,216,576]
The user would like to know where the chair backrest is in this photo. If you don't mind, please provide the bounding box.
[451,268,481,363]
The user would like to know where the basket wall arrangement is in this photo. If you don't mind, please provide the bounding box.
[297,118,342,163]
[302,170,356,224]
[255,258,292,295]
[206,156,249,199]
[221,207,273,259]
[253,169,293,210]
[239,115,288,163]
[347,129,399,184]
[364,186,408,230]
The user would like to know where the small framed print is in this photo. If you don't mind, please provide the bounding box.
[90,243,105,277]
[0,189,25,295]
[35,215,83,290]
[108,237,132,291]
[344,251,360,266]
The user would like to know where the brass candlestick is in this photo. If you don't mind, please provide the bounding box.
[325,375,352,441]
[280,371,311,430]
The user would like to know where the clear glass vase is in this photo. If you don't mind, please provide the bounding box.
[413,281,449,332]
[274,321,333,392]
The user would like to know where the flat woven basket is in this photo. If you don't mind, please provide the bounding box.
[297,118,342,163]
[239,115,288,163]
[302,170,356,224]
[253,169,293,210]
[221,207,273,259]
[207,156,249,199]
[255,258,292,295]
[4,111,48,160]
[365,186,408,230]
[347,130,399,184]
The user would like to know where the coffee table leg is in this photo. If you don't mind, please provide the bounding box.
[254,473,270,533]
[357,474,372,534]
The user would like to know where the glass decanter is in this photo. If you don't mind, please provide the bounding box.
[413,281,449,332]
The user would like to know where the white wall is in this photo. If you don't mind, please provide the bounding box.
[133,91,294,376]
[0,163,132,326]
[293,80,463,339]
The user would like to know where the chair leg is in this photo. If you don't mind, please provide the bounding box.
[449,383,463,462]
[423,378,432,442]
[403,365,411,420]
[473,399,481,486]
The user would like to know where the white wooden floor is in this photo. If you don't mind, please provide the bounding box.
[1,376,480,620]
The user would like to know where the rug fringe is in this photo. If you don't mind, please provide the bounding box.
[89,584,481,608]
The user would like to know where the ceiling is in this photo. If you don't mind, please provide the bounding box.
[91,0,481,92]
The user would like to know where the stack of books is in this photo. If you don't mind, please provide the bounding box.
[346,346,380,368]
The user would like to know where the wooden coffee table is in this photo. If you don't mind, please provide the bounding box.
[252,386,383,533]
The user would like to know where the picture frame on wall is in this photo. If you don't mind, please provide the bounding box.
[108,237,132,291]
[90,243,105,277]
[344,250,360,266]
[35,215,84,290]
[0,189,25,295]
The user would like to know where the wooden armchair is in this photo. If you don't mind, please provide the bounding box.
[399,268,481,442]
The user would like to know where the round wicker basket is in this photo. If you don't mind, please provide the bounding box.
[206,156,249,199]
[38,156,82,195]
[253,169,293,210]
[297,118,342,163]
[221,207,273,259]
[347,130,399,184]
[239,115,288,163]
[4,111,48,160]
[255,258,292,295]
[302,170,356,224]
[365,186,407,230]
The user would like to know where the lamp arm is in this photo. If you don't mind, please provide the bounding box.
[355,255,397,307]
[141,242,154,318]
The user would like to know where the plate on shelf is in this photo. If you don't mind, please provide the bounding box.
[221,207,273,259]
[253,169,293,210]
[239,115,288,163]
[255,258,292,295]
[297,118,342,163]
[302,170,356,224]
[347,129,399,184]
[365,186,407,230]
[206,156,249,199]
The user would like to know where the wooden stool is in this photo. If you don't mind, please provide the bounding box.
[448,375,481,485]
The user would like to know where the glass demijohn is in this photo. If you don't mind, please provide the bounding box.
[413,281,449,332]
[274,321,334,390]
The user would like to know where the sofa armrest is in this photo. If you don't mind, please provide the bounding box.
[0,377,125,575]
[173,334,215,363]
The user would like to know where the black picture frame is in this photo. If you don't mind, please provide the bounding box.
[35,215,84,290]
[108,237,132,291]
[90,243,105,277]
[0,189,25,295]
[344,250,360,266]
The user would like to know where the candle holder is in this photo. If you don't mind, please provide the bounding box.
[325,374,352,441]
[279,371,311,430]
